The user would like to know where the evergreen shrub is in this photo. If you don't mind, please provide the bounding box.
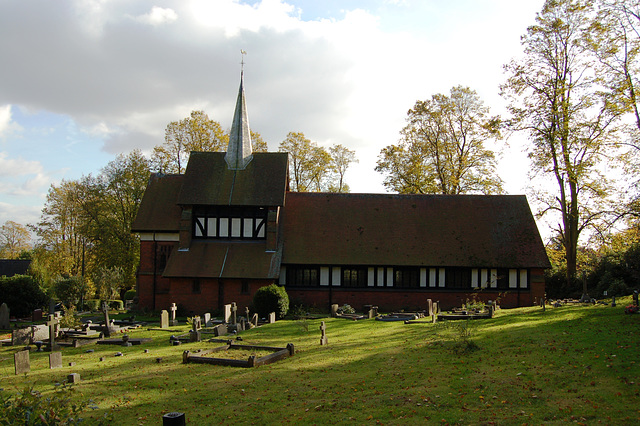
[0,275,48,318]
[253,284,289,319]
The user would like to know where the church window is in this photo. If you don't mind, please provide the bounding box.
[286,266,320,287]
[193,206,267,240]
[394,267,420,288]
[445,267,472,289]
[342,267,368,288]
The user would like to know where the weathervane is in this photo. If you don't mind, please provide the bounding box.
[240,49,247,74]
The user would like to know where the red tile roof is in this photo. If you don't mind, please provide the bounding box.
[131,173,183,232]
[279,192,550,269]
[177,152,288,206]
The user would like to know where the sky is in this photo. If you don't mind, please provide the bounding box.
[0,0,547,233]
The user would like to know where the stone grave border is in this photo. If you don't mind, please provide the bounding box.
[182,342,294,368]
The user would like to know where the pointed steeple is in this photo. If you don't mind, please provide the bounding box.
[225,69,253,170]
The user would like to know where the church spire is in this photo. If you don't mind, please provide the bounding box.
[225,51,253,170]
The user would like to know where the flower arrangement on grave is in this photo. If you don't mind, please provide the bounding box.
[624,304,638,314]
[336,304,355,315]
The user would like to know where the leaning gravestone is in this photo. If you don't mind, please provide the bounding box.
[213,323,227,337]
[14,350,30,375]
[0,303,10,329]
[102,302,112,338]
[49,351,62,369]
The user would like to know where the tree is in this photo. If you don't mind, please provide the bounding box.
[151,110,269,173]
[279,132,331,191]
[328,144,358,193]
[501,0,624,291]
[0,221,31,259]
[376,86,503,195]
[93,266,125,301]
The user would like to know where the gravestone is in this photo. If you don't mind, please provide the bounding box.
[612,295,616,307]
[169,303,178,326]
[47,314,60,351]
[214,323,228,337]
[160,310,169,329]
[251,313,259,328]
[14,350,30,375]
[67,373,80,383]
[163,412,186,426]
[32,324,49,342]
[368,306,378,319]
[0,303,10,329]
[203,313,211,327]
[331,304,339,317]
[224,304,232,323]
[319,321,328,345]
[49,351,62,369]
[231,302,238,325]
[268,312,276,324]
[426,299,433,316]
[432,301,439,323]
[102,302,112,338]
[32,309,43,322]
[634,290,639,307]
[12,327,31,345]
[192,316,202,330]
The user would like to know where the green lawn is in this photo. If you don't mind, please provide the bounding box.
[1,299,639,424]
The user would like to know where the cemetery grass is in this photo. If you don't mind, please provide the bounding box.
[1,300,639,424]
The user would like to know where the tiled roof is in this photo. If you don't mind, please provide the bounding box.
[163,242,280,279]
[177,152,288,206]
[131,174,183,232]
[279,192,550,269]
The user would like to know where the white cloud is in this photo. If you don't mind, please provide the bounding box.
[0,152,43,178]
[135,6,178,26]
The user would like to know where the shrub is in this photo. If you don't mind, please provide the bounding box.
[253,284,289,319]
[0,275,48,318]
[109,300,124,311]
[0,384,112,425]
[84,299,101,312]
[123,289,136,301]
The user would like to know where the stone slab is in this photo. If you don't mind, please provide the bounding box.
[49,352,62,369]
[14,350,30,375]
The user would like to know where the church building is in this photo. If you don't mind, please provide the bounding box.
[132,73,550,315]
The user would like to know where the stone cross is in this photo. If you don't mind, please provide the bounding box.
[231,302,238,325]
[46,314,59,351]
[319,321,328,345]
[0,302,9,329]
[102,302,111,338]
[169,303,178,326]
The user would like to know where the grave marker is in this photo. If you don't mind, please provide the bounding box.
[224,304,232,323]
[102,302,112,338]
[160,310,169,329]
[49,351,62,369]
[214,323,228,337]
[12,327,31,345]
[268,312,276,324]
[331,304,339,317]
[169,303,178,326]
[0,303,10,329]
[47,314,60,351]
[231,303,238,325]
[203,313,211,327]
[32,324,49,342]
[319,321,328,345]
[612,295,616,307]
[251,313,259,328]
[67,373,81,383]
[14,350,30,374]
[634,290,639,307]
[32,309,43,322]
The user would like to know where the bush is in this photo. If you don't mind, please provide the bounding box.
[0,275,48,318]
[109,300,124,311]
[0,384,111,425]
[123,289,136,301]
[84,299,101,312]
[253,284,289,319]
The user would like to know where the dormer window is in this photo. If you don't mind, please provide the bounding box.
[193,206,267,240]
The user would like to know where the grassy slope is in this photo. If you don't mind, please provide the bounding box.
[1,299,639,425]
